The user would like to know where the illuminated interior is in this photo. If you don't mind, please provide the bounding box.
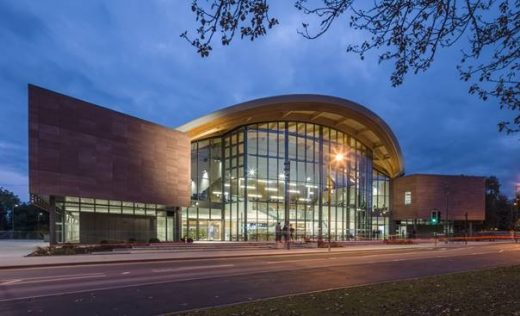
[185,121,391,241]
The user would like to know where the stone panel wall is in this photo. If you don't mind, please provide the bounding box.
[392,174,485,221]
[29,85,190,206]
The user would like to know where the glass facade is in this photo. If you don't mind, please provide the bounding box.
[372,170,390,239]
[187,121,391,241]
[55,196,173,243]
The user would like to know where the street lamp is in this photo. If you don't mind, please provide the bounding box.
[328,152,345,252]
[37,212,43,239]
[12,204,18,238]
[444,185,450,244]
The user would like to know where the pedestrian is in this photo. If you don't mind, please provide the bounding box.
[289,224,295,241]
[275,222,282,242]
[282,224,289,243]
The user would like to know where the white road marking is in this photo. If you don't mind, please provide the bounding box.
[499,249,504,253]
[0,267,294,303]
[0,279,21,286]
[0,273,106,286]
[266,258,329,264]
[121,272,130,275]
[0,245,515,303]
[152,264,233,273]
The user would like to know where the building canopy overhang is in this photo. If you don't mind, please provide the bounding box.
[178,94,404,178]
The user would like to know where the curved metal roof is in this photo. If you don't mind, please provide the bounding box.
[178,94,404,178]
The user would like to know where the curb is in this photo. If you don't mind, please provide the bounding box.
[0,245,430,270]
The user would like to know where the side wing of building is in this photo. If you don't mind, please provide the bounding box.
[28,85,191,243]
[29,85,191,206]
[392,174,486,221]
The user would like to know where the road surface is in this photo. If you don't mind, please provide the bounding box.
[1,242,519,315]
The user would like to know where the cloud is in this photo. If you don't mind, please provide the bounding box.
[0,0,518,200]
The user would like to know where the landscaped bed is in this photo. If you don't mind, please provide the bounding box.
[176,265,520,315]
[27,243,132,256]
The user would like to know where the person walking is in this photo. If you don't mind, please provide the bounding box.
[275,222,282,242]
[282,224,289,243]
[289,224,295,241]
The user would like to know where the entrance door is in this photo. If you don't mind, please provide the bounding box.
[208,221,221,240]
[197,220,222,240]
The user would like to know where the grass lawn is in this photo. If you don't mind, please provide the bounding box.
[176,265,520,315]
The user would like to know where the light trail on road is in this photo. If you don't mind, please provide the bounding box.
[0,243,518,315]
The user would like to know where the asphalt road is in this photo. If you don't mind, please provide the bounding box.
[1,243,520,315]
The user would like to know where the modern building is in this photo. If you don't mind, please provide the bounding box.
[28,85,485,244]
[392,174,485,237]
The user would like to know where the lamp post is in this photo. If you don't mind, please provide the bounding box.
[12,204,18,239]
[328,152,345,252]
[37,212,43,239]
[444,185,450,244]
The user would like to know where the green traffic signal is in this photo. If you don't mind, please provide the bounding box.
[431,210,440,225]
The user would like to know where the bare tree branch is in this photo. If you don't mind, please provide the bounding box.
[182,0,520,133]
[181,0,278,57]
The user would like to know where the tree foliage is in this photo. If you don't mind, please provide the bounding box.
[484,176,515,229]
[0,187,20,230]
[182,0,519,133]
[12,204,49,234]
[0,188,48,234]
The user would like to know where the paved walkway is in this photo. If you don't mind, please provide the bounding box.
[0,240,47,259]
[0,240,514,269]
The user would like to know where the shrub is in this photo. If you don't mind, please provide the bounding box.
[128,238,136,243]
[51,246,76,255]
[384,239,414,245]
[149,237,160,243]
[29,246,51,256]
[317,240,343,248]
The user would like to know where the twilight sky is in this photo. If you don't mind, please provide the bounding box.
[0,0,518,201]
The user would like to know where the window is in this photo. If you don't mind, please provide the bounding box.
[404,191,412,205]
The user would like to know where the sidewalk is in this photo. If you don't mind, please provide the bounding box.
[1,240,511,270]
[0,240,47,259]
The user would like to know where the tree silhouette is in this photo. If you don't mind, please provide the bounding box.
[181,0,519,133]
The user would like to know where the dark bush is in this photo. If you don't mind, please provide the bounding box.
[99,240,109,244]
[62,243,75,249]
[149,237,160,243]
[128,238,136,243]
[29,246,51,256]
[384,239,414,244]
[317,240,343,248]
[97,244,115,252]
[52,246,76,255]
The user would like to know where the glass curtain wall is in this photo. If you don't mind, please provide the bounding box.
[372,170,390,239]
[185,138,224,240]
[55,196,171,243]
[188,121,379,241]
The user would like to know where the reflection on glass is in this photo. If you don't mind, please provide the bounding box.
[187,121,388,241]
